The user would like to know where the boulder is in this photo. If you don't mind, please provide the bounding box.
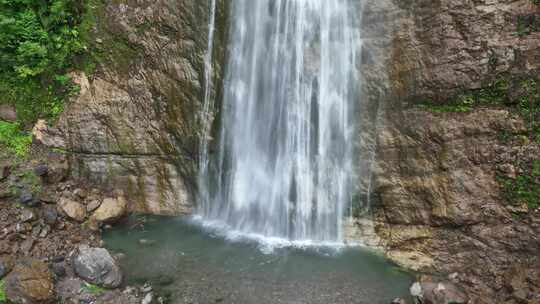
[72,246,122,288]
[4,258,55,303]
[0,104,17,121]
[58,197,86,222]
[86,199,102,212]
[0,255,14,279]
[90,196,127,224]
[411,277,468,304]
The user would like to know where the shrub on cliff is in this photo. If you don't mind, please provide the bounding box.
[0,0,88,124]
[0,279,6,302]
[0,121,31,157]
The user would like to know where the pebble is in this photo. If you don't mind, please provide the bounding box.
[34,164,48,177]
[138,239,157,246]
[42,206,58,225]
[19,189,33,205]
[16,223,32,234]
[142,292,153,304]
[39,225,51,238]
[20,209,36,222]
[20,238,35,254]
[142,283,152,293]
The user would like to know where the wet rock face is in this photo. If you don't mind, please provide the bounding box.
[57,0,229,215]
[375,109,528,228]
[361,1,540,302]
[388,0,540,103]
[373,107,540,301]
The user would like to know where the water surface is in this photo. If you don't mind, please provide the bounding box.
[104,216,413,304]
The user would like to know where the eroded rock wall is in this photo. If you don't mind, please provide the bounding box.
[366,0,540,302]
[58,0,228,215]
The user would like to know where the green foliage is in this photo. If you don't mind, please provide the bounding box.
[533,0,540,6]
[517,15,540,37]
[0,0,90,124]
[0,280,6,302]
[516,77,540,144]
[7,167,42,198]
[475,78,509,104]
[76,0,138,76]
[418,76,540,145]
[83,282,104,296]
[498,161,540,211]
[416,80,507,113]
[0,121,32,156]
[20,170,41,194]
[418,95,473,113]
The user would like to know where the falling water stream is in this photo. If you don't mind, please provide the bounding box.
[103,2,415,302]
[199,0,362,245]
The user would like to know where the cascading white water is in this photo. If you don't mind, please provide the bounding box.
[199,0,363,244]
[198,0,217,209]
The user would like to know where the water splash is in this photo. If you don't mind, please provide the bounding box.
[199,0,363,244]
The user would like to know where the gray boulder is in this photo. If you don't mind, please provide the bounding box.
[73,246,122,288]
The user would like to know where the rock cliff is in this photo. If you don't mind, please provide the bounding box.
[57,0,228,215]
[366,0,540,302]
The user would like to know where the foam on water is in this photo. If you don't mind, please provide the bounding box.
[190,215,363,254]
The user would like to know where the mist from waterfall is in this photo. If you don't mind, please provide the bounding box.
[199,0,363,244]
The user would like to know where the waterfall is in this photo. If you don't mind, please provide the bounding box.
[199,0,363,244]
[198,0,217,208]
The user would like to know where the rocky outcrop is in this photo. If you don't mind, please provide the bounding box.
[32,119,66,149]
[360,0,540,302]
[57,0,229,215]
[387,0,540,103]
